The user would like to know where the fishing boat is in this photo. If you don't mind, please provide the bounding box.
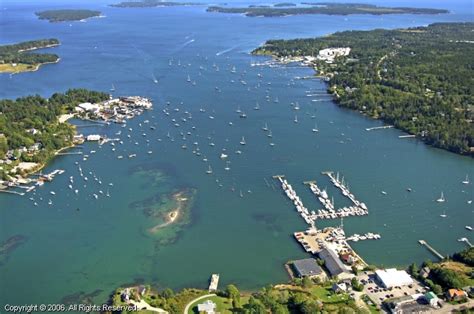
[436,192,445,203]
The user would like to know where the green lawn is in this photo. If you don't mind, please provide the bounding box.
[310,286,350,303]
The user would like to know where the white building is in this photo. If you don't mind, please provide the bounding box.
[197,300,216,314]
[375,268,414,288]
[317,47,351,63]
[76,102,100,113]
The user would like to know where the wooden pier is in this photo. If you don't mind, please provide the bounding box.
[418,240,444,260]
[56,151,83,156]
[0,189,25,196]
[399,135,416,139]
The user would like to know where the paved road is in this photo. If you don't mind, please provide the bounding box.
[183,293,216,314]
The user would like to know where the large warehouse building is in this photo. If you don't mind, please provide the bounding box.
[375,268,414,288]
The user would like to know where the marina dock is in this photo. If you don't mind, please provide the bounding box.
[418,240,444,260]
[274,176,315,226]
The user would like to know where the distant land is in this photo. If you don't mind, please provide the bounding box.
[110,1,204,8]
[254,22,474,155]
[207,3,449,17]
[0,39,60,74]
[35,9,102,22]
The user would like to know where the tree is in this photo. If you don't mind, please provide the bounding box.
[226,284,241,308]
[302,276,313,289]
[300,300,320,313]
[245,296,266,313]
[161,288,174,299]
[351,277,363,292]
[408,263,419,276]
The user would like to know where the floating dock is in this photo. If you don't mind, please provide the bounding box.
[418,240,444,260]
[208,274,219,292]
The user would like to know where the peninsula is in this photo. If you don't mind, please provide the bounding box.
[206,3,449,17]
[35,9,102,22]
[0,89,152,187]
[0,39,60,73]
[253,22,474,155]
[110,1,204,8]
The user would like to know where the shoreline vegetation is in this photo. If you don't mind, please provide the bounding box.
[108,247,474,313]
[0,39,60,74]
[110,1,205,8]
[35,9,102,22]
[206,3,449,17]
[253,22,474,156]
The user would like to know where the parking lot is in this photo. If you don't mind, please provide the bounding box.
[356,272,427,306]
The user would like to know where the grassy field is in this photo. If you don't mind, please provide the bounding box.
[0,63,39,73]
[310,286,350,303]
[187,295,250,314]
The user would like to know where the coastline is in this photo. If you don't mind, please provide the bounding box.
[0,58,60,74]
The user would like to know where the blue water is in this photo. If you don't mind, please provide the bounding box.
[0,0,473,307]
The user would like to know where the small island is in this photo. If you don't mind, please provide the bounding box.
[110,1,204,8]
[35,9,102,22]
[207,3,449,17]
[0,39,60,73]
[253,22,474,155]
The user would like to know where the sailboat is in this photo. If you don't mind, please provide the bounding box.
[267,130,272,138]
[294,115,298,123]
[110,83,115,92]
[187,74,191,82]
[312,123,319,132]
[262,123,268,131]
[462,175,470,185]
[206,165,213,174]
[440,210,447,218]
[231,66,236,73]
[239,111,247,118]
[254,102,260,110]
[436,192,445,203]
[224,161,230,171]
[240,136,246,145]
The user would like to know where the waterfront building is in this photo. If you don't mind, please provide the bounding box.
[197,300,216,314]
[375,268,413,288]
[318,248,348,277]
[292,258,324,278]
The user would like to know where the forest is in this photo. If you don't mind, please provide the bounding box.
[253,23,474,155]
[35,9,101,22]
[207,3,448,17]
[0,89,109,172]
[0,39,59,65]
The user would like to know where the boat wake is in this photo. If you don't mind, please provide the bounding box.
[216,45,239,56]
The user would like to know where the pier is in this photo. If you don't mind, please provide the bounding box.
[56,151,83,156]
[399,135,416,138]
[458,238,473,248]
[418,240,444,260]
[366,125,394,131]
[0,189,25,196]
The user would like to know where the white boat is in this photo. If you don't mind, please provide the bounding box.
[240,136,246,145]
[466,226,473,231]
[220,153,228,159]
[267,130,272,138]
[254,102,260,110]
[206,165,213,174]
[312,123,319,133]
[436,192,445,203]
[110,83,115,91]
[187,74,191,82]
[262,123,268,131]
[294,115,298,123]
[462,175,470,185]
[381,191,387,195]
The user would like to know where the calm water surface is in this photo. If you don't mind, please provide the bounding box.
[0,0,473,306]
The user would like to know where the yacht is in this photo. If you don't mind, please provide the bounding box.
[436,192,445,203]
[462,175,470,185]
